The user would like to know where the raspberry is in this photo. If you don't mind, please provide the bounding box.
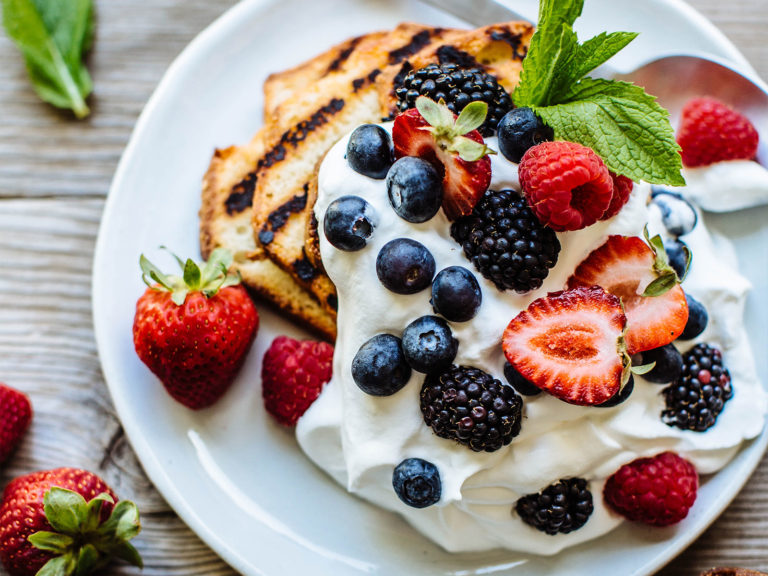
[677,97,759,167]
[262,336,334,426]
[600,172,634,220]
[604,451,698,526]
[518,141,613,231]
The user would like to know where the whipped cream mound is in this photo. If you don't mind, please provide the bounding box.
[676,160,768,212]
[297,123,768,555]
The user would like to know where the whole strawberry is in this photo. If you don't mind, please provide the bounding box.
[603,451,698,526]
[0,384,32,465]
[262,336,334,426]
[677,97,759,167]
[0,468,142,576]
[133,248,259,409]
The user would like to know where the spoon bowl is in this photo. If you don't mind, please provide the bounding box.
[613,55,768,166]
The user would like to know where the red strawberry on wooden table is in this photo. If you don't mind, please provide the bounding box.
[0,468,142,576]
[502,286,630,406]
[0,383,32,465]
[567,232,689,355]
[392,96,493,220]
[133,248,259,409]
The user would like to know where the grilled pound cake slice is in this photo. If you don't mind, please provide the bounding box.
[200,127,337,341]
[263,32,390,117]
[252,23,463,312]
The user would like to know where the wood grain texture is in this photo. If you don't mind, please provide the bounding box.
[0,1,766,575]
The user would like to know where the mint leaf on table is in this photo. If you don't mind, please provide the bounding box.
[513,0,684,186]
[2,0,94,118]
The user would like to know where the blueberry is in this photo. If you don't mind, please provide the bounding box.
[386,157,443,223]
[346,124,394,179]
[351,333,412,396]
[639,343,684,383]
[665,237,691,280]
[497,107,554,163]
[392,458,441,508]
[430,266,482,322]
[323,195,378,251]
[376,238,436,294]
[503,362,541,396]
[651,188,698,236]
[679,293,709,340]
[596,375,634,407]
[402,316,458,373]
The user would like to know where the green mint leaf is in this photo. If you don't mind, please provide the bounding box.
[454,101,488,135]
[534,78,685,185]
[538,0,584,29]
[2,0,94,118]
[568,31,638,81]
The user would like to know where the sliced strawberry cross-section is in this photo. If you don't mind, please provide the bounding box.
[502,286,628,406]
[392,97,492,220]
[567,235,689,355]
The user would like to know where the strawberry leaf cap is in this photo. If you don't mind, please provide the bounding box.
[27,487,142,575]
[641,227,690,297]
[140,247,241,305]
[414,96,496,162]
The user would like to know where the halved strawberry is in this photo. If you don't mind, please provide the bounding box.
[502,286,628,406]
[392,98,492,220]
[567,235,689,354]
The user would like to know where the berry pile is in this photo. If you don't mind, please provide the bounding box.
[420,365,523,452]
[394,63,513,136]
[662,343,733,432]
[451,189,560,292]
[515,478,594,535]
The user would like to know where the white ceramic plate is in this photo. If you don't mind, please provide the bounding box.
[93,1,768,574]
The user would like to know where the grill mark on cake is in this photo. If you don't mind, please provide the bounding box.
[489,29,527,60]
[387,29,439,65]
[258,184,309,245]
[436,45,482,69]
[352,68,381,92]
[293,254,318,282]
[227,99,346,214]
[225,172,257,215]
[325,36,363,75]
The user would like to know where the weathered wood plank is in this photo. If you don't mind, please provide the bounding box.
[0,1,766,575]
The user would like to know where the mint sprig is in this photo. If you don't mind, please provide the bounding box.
[513,0,684,186]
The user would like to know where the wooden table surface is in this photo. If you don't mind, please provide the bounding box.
[1,1,766,574]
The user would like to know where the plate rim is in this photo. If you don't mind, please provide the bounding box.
[92,1,768,574]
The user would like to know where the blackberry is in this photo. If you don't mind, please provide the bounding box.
[450,189,560,292]
[394,63,513,136]
[420,365,523,452]
[661,343,733,432]
[515,478,594,535]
